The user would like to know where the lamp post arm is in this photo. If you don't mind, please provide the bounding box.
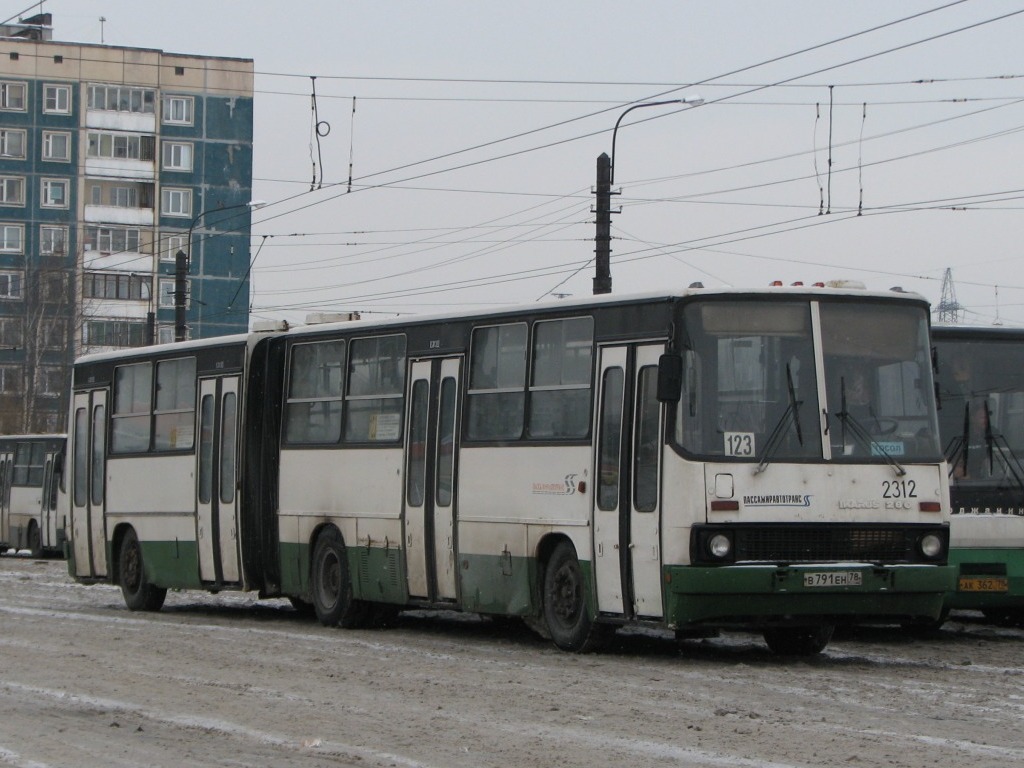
[610,99,689,185]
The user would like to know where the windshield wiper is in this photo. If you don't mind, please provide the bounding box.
[754,364,803,475]
[980,399,1024,493]
[836,376,906,477]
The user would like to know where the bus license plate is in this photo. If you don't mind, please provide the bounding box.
[958,576,1009,592]
[803,571,862,587]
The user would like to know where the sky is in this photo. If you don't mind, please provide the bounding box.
[16,0,1024,327]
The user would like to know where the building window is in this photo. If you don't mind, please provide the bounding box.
[0,317,23,347]
[42,84,70,114]
[0,365,22,394]
[0,271,23,299]
[157,325,178,344]
[42,131,71,161]
[39,367,64,396]
[162,141,193,171]
[159,233,187,262]
[107,186,139,208]
[158,276,189,308]
[162,95,194,125]
[83,319,148,348]
[40,226,68,256]
[0,81,26,111]
[0,129,25,159]
[87,131,155,161]
[0,224,23,252]
[161,188,192,217]
[0,177,25,206]
[40,272,69,303]
[83,272,150,301]
[41,178,69,208]
[87,84,155,114]
[85,226,142,254]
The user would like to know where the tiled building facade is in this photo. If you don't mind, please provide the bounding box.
[0,19,254,432]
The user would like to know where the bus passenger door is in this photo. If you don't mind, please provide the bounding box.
[0,447,11,547]
[593,344,665,620]
[196,376,242,585]
[40,451,61,551]
[70,390,108,577]
[404,357,461,602]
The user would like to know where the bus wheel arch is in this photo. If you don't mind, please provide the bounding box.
[540,537,606,653]
[310,525,370,628]
[116,525,167,612]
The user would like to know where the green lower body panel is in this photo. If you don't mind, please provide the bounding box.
[945,548,1024,613]
[278,541,409,605]
[665,564,957,627]
[278,541,309,598]
[459,551,543,616]
[132,539,203,590]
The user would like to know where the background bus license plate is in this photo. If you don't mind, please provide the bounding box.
[958,577,1009,592]
[804,571,862,587]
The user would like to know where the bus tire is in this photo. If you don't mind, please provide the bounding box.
[118,528,167,612]
[542,541,605,653]
[311,527,369,628]
[763,625,833,656]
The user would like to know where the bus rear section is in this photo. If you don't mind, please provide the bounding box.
[933,326,1024,623]
[0,435,65,557]
[653,293,954,653]
[65,338,261,609]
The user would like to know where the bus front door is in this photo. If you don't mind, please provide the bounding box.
[404,357,461,603]
[593,343,665,620]
[70,391,108,577]
[196,376,241,585]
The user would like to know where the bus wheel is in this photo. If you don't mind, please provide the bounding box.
[763,625,833,656]
[27,522,42,558]
[543,541,605,653]
[118,528,167,612]
[311,528,369,628]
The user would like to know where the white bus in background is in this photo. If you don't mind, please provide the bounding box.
[933,325,1024,624]
[0,434,66,557]
[65,286,954,656]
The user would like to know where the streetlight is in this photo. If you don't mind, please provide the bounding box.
[174,199,266,342]
[593,96,703,295]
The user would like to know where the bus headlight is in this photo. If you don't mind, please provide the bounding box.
[708,533,733,560]
[918,533,944,560]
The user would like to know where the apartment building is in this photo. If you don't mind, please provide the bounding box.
[0,15,254,432]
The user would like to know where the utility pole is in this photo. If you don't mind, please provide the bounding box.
[593,152,613,295]
[174,249,188,341]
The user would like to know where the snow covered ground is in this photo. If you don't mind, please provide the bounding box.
[0,555,1022,767]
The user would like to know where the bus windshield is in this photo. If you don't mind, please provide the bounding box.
[674,298,942,463]
[934,335,1024,490]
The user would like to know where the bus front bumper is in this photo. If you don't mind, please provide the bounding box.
[663,563,957,628]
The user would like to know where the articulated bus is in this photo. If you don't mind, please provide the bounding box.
[0,434,66,557]
[933,325,1024,623]
[66,287,954,655]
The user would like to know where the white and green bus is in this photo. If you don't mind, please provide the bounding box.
[0,434,66,557]
[933,325,1024,624]
[65,286,954,655]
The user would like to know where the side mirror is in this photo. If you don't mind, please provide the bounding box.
[657,353,683,402]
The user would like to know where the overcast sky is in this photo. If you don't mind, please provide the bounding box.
[21,0,1024,326]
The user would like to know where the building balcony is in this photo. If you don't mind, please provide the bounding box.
[84,205,154,226]
[84,157,155,180]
